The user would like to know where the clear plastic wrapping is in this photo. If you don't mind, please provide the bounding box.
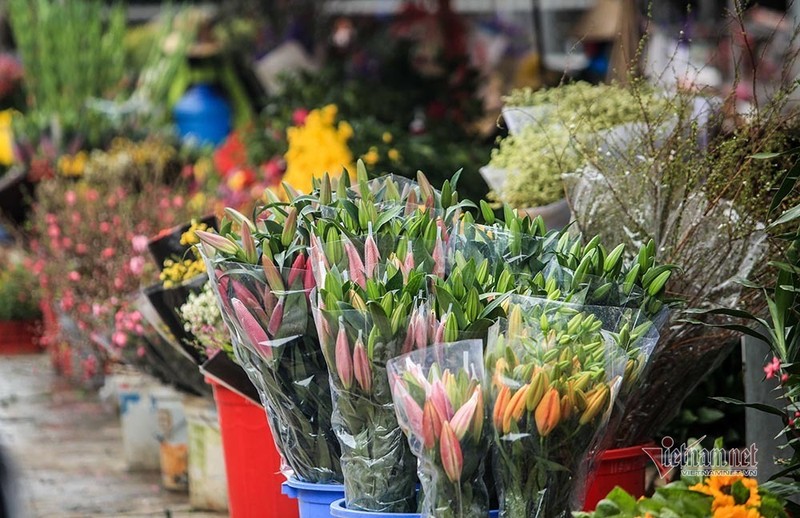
[201,251,343,484]
[485,298,627,518]
[389,340,490,518]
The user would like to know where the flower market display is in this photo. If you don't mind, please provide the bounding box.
[4,1,800,517]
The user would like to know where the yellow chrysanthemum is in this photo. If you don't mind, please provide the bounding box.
[363,147,380,166]
[282,104,354,194]
[382,132,393,143]
[57,151,88,178]
[180,219,209,246]
[0,110,14,167]
[388,148,400,162]
[713,505,761,518]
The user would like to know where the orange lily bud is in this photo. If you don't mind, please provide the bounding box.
[440,421,463,483]
[535,388,561,437]
[493,385,511,432]
[422,400,442,450]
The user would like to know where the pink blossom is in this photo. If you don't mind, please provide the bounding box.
[129,256,145,276]
[172,196,184,207]
[764,356,781,379]
[47,225,60,239]
[86,189,99,202]
[68,271,81,282]
[781,373,789,383]
[61,238,72,249]
[131,235,149,253]
[101,247,115,259]
[292,108,309,126]
[75,243,88,255]
[99,222,111,233]
[70,212,81,225]
[137,346,146,357]
[65,190,77,206]
[113,331,127,348]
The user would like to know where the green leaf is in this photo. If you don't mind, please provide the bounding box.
[769,204,800,229]
[711,397,787,417]
[770,157,800,214]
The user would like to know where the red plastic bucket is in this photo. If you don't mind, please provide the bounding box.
[583,445,650,510]
[0,320,42,354]
[210,379,299,518]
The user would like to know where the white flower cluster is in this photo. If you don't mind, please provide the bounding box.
[180,281,232,357]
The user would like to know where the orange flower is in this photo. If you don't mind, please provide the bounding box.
[534,388,561,437]
[712,505,761,518]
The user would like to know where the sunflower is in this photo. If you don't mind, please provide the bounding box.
[691,474,762,515]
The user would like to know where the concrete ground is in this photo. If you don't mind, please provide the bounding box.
[0,354,226,517]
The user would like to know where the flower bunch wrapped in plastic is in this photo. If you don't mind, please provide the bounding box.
[485,301,626,518]
[179,280,235,360]
[197,200,342,484]
[389,340,489,518]
[306,164,470,512]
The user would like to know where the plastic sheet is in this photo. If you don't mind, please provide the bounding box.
[202,252,342,484]
[485,299,626,518]
[389,340,490,518]
[311,300,420,513]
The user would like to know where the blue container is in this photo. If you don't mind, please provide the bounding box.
[329,499,499,517]
[173,84,232,147]
[282,478,345,518]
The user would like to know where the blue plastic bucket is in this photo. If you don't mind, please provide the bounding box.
[282,478,345,518]
[329,499,499,517]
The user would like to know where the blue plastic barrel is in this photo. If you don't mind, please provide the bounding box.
[282,478,346,518]
[329,499,499,517]
[173,84,232,147]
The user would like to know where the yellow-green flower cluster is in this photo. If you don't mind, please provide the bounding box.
[159,258,205,288]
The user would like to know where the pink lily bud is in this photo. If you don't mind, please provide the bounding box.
[440,421,463,483]
[353,331,372,394]
[310,234,330,271]
[450,390,479,440]
[267,298,284,337]
[434,317,446,344]
[404,358,431,392]
[216,274,233,315]
[431,379,454,421]
[241,223,258,263]
[336,319,353,389]
[262,255,285,292]
[395,379,423,437]
[437,219,449,245]
[303,262,316,292]
[471,389,484,439]
[414,310,428,350]
[344,238,366,289]
[364,225,380,279]
[422,400,442,449]
[287,254,306,288]
[263,285,277,315]
[404,250,415,276]
[196,230,240,255]
[232,298,271,359]
[232,279,268,324]
[432,228,445,278]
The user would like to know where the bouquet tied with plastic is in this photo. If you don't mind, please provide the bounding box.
[486,298,628,518]
[389,340,490,518]
[310,230,437,512]
[197,209,342,484]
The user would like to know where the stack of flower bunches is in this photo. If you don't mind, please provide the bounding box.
[196,195,343,484]
[388,341,489,518]
[309,163,471,512]
[486,301,626,518]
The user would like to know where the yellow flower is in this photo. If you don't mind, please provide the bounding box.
[363,147,380,166]
[388,148,400,162]
[227,170,248,192]
[283,105,354,194]
[713,505,761,518]
[58,151,88,178]
[382,132,393,144]
[0,110,14,167]
[180,219,209,246]
[193,157,212,182]
[691,475,762,513]
[188,192,207,214]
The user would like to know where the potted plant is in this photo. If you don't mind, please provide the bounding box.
[0,255,42,354]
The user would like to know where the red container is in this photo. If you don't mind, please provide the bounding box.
[210,379,299,518]
[0,320,43,354]
[583,445,650,510]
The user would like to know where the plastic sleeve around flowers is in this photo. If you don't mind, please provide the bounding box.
[199,249,343,484]
[388,340,490,518]
[485,297,628,518]
[310,298,421,513]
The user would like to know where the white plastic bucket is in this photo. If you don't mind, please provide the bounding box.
[116,374,161,471]
[151,386,189,491]
[184,396,229,512]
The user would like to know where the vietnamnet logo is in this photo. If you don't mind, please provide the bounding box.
[642,436,758,479]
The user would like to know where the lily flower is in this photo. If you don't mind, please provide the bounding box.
[353,331,372,394]
[440,421,463,483]
[344,238,366,289]
[232,298,271,359]
[336,319,353,389]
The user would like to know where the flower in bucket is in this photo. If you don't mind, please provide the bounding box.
[485,301,625,518]
[388,340,490,518]
[196,196,342,484]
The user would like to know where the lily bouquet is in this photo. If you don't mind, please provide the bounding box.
[306,164,470,512]
[485,300,626,518]
[197,199,342,484]
[389,340,490,518]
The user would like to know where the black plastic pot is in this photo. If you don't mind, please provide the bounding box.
[147,215,217,269]
[0,167,34,227]
[142,275,208,366]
